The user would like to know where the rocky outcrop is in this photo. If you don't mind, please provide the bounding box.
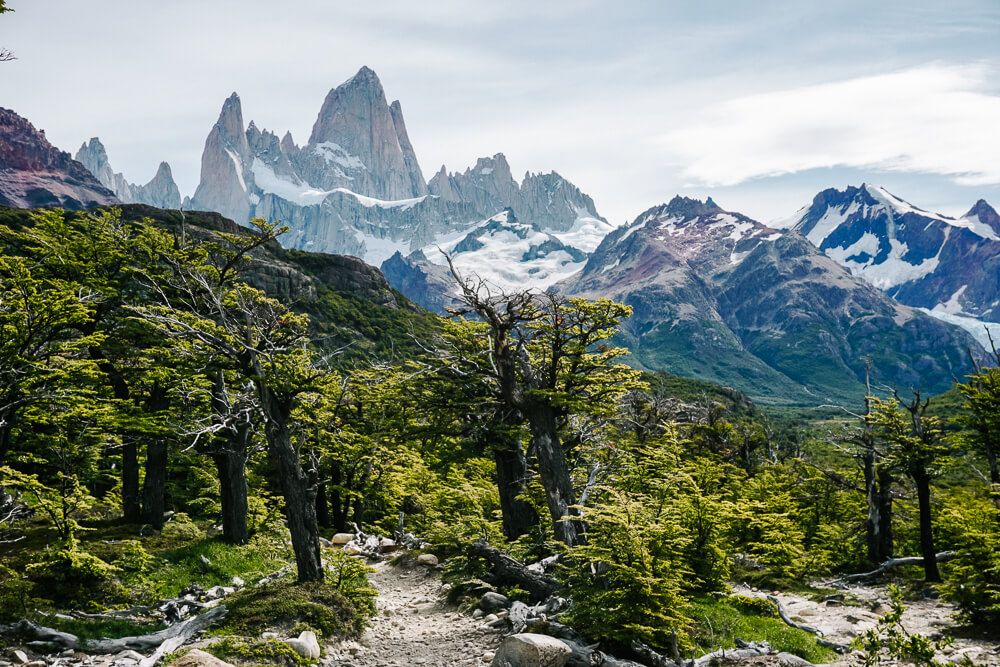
[0,108,119,209]
[190,93,252,225]
[77,137,182,209]
[557,196,981,404]
[380,250,457,314]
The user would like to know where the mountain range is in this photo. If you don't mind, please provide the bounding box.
[1,66,997,405]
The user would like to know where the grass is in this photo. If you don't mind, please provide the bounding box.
[36,616,167,641]
[688,595,838,664]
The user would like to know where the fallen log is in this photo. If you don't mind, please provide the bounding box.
[468,540,560,601]
[829,551,957,584]
[0,605,227,660]
[765,596,851,654]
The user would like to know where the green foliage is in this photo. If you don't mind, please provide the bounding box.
[853,585,952,666]
[0,564,33,621]
[160,513,203,541]
[26,547,121,604]
[205,636,313,667]
[217,580,371,639]
[940,498,1000,626]
[559,486,693,652]
[324,549,376,619]
[37,615,167,641]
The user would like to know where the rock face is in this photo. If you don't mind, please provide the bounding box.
[76,138,181,209]
[789,184,1000,343]
[177,67,610,294]
[557,196,980,404]
[191,93,253,225]
[0,108,119,209]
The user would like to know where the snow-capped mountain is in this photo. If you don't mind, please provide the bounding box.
[787,184,1000,346]
[169,67,612,283]
[75,138,181,209]
[380,208,589,312]
[557,196,980,404]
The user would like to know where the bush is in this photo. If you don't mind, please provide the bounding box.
[160,513,203,541]
[217,580,372,639]
[941,500,1000,626]
[26,547,121,604]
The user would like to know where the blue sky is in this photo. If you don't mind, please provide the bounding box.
[2,0,999,225]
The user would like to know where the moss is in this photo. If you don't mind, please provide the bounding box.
[206,636,313,667]
[216,580,369,640]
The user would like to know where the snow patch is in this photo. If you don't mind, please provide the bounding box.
[313,142,367,171]
[545,208,615,253]
[932,284,968,316]
[920,308,1000,350]
[805,200,861,245]
[828,234,943,289]
[225,149,247,192]
[252,159,430,210]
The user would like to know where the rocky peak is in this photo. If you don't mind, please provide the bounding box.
[965,199,1000,236]
[662,195,723,220]
[280,131,299,158]
[190,93,252,223]
[0,107,119,209]
[74,136,181,209]
[75,137,113,183]
[301,66,426,199]
[142,162,182,209]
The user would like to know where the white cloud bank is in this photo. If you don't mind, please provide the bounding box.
[661,63,1000,188]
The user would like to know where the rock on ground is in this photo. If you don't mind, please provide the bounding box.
[491,633,571,667]
[170,649,235,667]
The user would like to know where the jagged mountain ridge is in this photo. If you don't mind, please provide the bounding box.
[788,184,1000,339]
[557,195,981,404]
[176,66,611,276]
[75,138,181,209]
[0,108,119,210]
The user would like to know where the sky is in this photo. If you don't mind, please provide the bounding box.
[2,0,1000,226]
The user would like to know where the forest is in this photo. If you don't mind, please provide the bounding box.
[0,206,998,666]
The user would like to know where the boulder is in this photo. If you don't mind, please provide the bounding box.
[331,532,354,545]
[170,649,235,667]
[777,652,814,666]
[480,591,510,612]
[492,633,571,667]
[416,553,439,567]
[285,630,321,660]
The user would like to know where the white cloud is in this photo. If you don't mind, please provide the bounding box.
[661,63,1000,188]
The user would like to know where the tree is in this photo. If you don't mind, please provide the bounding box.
[868,392,950,582]
[955,341,1000,510]
[445,263,643,546]
[134,219,329,581]
[0,1,13,63]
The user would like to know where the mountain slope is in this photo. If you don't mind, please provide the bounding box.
[0,108,119,210]
[558,196,980,405]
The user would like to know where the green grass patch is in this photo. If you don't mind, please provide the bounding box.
[37,615,167,641]
[687,595,837,664]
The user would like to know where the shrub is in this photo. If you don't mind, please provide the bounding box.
[217,580,372,639]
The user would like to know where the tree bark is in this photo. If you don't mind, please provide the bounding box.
[914,467,941,582]
[259,384,323,583]
[863,448,880,565]
[329,464,348,532]
[122,439,141,523]
[468,540,560,600]
[877,467,894,559]
[142,439,168,528]
[493,440,538,540]
[315,480,330,528]
[210,371,250,545]
[141,385,171,528]
[526,405,584,547]
[214,448,249,546]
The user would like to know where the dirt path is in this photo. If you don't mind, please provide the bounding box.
[322,562,501,667]
[733,584,1000,666]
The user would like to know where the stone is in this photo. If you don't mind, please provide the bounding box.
[492,633,571,667]
[319,537,333,547]
[115,650,146,661]
[331,532,355,544]
[11,651,27,665]
[473,609,484,619]
[416,553,439,567]
[483,651,496,662]
[285,630,322,660]
[231,575,244,587]
[777,652,814,666]
[170,649,236,667]
[21,662,44,667]
[480,591,510,613]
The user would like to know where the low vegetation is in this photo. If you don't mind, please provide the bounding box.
[1,206,998,665]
